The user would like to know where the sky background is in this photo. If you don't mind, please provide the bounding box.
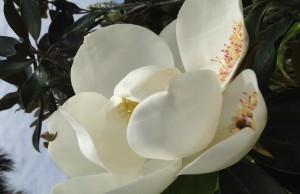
[0,1,104,193]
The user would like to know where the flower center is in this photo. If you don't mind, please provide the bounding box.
[229,91,258,133]
[118,98,139,122]
[212,21,243,82]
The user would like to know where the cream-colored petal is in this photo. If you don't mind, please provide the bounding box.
[114,65,181,102]
[48,111,107,178]
[72,24,175,98]
[61,92,145,175]
[160,20,185,72]
[177,0,248,89]
[51,159,182,194]
[178,70,267,175]
[127,70,222,160]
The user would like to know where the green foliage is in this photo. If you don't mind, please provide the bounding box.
[0,60,34,78]
[0,0,300,192]
[162,172,218,194]
[0,92,19,111]
[20,0,42,40]
[219,159,287,194]
[0,36,20,56]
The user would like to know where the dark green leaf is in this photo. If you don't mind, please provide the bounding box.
[4,0,29,42]
[32,97,44,152]
[49,9,60,20]
[276,22,300,77]
[65,12,103,33]
[273,0,300,6]
[52,0,81,13]
[161,172,218,194]
[60,30,86,48]
[251,136,300,174]
[0,36,20,56]
[48,11,74,44]
[266,88,300,119]
[0,92,19,111]
[0,59,34,78]
[258,164,300,194]
[38,33,51,52]
[219,160,287,194]
[20,65,49,110]
[291,41,300,77]
[6,43,31,62]
[251,113,300,174]
[251,18,294,86]
[1,70,28,86]
[20,0,42,40]
[245,1,270,46]
[38,0,48,19]
[30,111,51,127]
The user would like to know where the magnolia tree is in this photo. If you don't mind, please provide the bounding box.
[0,0,300,193]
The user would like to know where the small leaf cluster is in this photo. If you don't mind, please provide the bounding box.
[0,0,119,152]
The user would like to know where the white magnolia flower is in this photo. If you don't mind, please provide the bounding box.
[47,0,267,193]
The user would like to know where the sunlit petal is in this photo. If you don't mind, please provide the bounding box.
[177,0,248,89]
[72,24,175,98]
[128,70,222,160]
[114,65,181,102]
[60,92,145,174]
[48,111,107,178]
[51,160,182,194]
[178,70,267,175]
[160,20,185,72]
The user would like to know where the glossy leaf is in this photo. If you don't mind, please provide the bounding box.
[0,92,19,111]
[0,59,34,78]
[38,33,51,52]
[65,12,103,33]
[32,98,44,152]
[258,164,300,194]
[59,30,86,48]
[161,172,218,194]
[267,88,300,119]
[4,0,29,42]
[20,0,41,40]
[6,43,31,62]
[251,115,300,174]
[20,66,49,110]
[52,0,81,13]
[251,18,293,87]
[0,36,20,56]
[219,160,287,194]
[244,1,270,46]
[1,71,28,86]
[48,11,74,44]
[30,112,51,127]
[276,22,300,77]
[291,41,300,77]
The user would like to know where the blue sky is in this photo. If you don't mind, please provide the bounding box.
[0,1,105,193]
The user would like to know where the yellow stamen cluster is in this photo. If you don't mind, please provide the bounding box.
[229,92,258,133]
[118,98,139,122]
[212,21,243,82]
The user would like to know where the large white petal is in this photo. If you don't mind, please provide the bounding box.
[51,159,182,194]
[178,70,267,175]
[127,70,222,160]
[177,0,248,89]
[48,111,107,178]
[114,65,181,102]
[160,20,185,72]
[60,92,145,175]
[72,24,175,98]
